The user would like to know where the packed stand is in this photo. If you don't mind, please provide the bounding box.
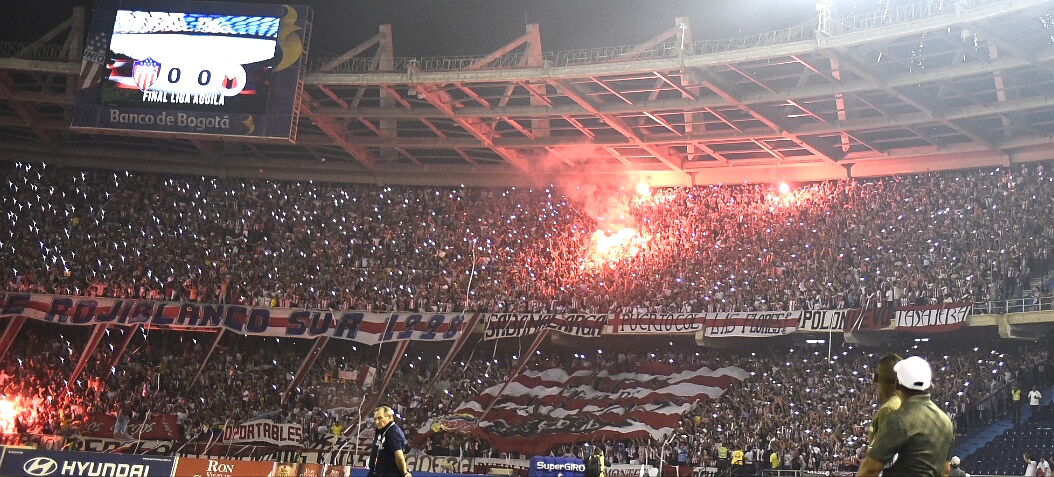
[0,318,1049,473]
[0,323,366,444]
[388,337,1052,471]
[3,161,1054,314]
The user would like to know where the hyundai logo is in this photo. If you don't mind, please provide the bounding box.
[23,457,59,477]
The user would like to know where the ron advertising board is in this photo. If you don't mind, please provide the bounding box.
[173,457,291,477]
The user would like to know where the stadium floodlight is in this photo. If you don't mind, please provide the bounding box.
[816,0,835,35]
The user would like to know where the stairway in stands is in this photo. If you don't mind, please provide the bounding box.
[956,386,1054,476]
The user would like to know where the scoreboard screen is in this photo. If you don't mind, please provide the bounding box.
[71,0,311,141]
[103,10,278,114]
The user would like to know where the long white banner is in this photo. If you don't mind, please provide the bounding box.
[0,292,468,344]
[703,311,799,337]
[608,312,706,334]
[0,293,973,341]
[483,313,608,340]
[796,309,849,333]
[222,419,303,447]
[610,312,801,337]
[894,303,972,332]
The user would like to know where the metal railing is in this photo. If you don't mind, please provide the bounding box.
[552,42,681,67]
[956,380,1012,434]
[691,22,817,55]
[0,41,69,61]
[305,56,418,73]
[831,0,958,34]
[0,0,1002,70]
[972,295,1054,315]
[308,0,1001,73]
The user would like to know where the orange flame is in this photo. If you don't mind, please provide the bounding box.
[586,227,646,268]
[0,399,21,433]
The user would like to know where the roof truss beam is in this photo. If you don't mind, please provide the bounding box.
[689,69,842,164]
[824,49,1000,151]
[413,78,530,171]
[300,101,379,170]
[0,74,53,142]
[551,78,685,173]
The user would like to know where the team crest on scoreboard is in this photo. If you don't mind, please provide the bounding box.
[221,75,238,90]
[131,57,161,91]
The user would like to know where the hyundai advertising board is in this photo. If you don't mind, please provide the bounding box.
[0,448,175,477]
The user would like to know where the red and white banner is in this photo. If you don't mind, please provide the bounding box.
[704,311,799,337]
[483,313,608,339]
[843,306,895,332]
[607,312,705,334]
[441,361,748,454]
[795,309,850,333]
[77,413,181,441]
[222,419,303,447]
[0,292,469,344]
[0,292,974,341]
[607,312,800,337]
[894,302,972,332]
[426,414,478,433]
[338,365,377,387]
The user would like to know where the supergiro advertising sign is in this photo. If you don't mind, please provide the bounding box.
[528,456,585,477]
[0,448,174,477]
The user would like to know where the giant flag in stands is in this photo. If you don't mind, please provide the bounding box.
[439,362,748,455]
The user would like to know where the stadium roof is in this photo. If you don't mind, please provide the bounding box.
[2,0,1054,187]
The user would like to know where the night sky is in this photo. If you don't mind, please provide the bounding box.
[4,0,831,58]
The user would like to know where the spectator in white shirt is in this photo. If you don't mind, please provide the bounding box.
[1029,386,1043,415]
[1036,456,1050,477]
[1025,453,1038,477]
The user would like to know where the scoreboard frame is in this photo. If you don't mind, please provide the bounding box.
[70,0,311,142]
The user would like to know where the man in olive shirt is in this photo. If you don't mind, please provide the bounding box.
[870,354,902,445]
[866,354,902,474]
[858,356,954,477]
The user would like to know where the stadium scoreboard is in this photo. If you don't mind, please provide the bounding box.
[71,0,311,142]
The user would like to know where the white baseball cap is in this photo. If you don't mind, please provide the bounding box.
[894,356,932,391]
[951,456,960,466]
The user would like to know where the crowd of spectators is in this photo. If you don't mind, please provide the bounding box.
[0,324,399,448]
[0,320,1050,475]
[406,338,1051,472]
[2,160,1054,469]
[3,161,1054,314]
